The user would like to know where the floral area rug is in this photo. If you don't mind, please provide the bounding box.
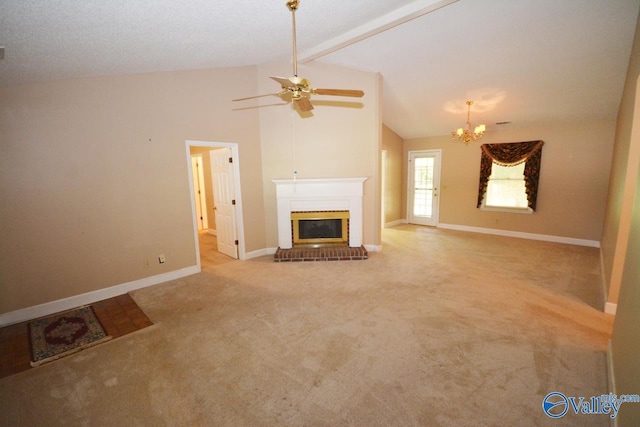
[28,305,112,367]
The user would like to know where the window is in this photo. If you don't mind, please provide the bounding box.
[477,141,544,212]
[484,162,529,210]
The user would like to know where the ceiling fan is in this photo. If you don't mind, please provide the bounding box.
[232,0,365,112]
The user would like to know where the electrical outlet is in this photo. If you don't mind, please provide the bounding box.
[158,254,166,264]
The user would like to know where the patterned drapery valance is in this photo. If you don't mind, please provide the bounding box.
[477,140,544,210]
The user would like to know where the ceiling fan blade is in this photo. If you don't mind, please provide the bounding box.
[296,96,314,112]
[270,76,296,89]
[232,93,282,102]
[313,88,365,98]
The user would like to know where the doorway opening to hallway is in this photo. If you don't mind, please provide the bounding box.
[186,140,246,268]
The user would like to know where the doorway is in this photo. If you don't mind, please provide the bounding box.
[381,150,387,230]
[191,153,209,231]
[408,150,441,226]
[186,141,245,267]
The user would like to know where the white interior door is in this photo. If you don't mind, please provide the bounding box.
[408,150,441,226]
[191,154,208,230]
[210,148,238,259]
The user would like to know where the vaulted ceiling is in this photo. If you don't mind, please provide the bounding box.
[1,0,638,138]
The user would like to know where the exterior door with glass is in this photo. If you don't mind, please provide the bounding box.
[408,150,441,226]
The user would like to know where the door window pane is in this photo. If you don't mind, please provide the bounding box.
[413,157,434,217]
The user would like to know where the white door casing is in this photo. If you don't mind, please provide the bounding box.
[381,150,387,230]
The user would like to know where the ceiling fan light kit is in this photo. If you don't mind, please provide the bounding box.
[451,100,486,144]
[232,0,365,113]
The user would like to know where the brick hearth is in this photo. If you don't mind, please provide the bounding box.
[274,246,368,262]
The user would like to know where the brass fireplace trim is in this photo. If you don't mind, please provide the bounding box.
[291,211,349,246]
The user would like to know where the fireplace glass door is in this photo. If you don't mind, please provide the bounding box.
[291,211,349,246]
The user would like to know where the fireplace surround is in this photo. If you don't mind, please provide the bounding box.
[273,178,367,249]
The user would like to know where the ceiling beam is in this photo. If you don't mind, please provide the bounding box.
[298,0,459,63]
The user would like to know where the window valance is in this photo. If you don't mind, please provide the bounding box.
[477,140,544,210]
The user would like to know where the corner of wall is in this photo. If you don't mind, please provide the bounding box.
[600,247,618,315]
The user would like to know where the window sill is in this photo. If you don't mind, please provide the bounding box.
[480,205,533,214]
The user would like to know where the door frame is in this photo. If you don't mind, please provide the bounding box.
[185,140,246,264]
[407,149,442,226]
[190,153,209,231]
[381,149,387,230]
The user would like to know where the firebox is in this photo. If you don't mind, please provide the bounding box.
[291,211,349,246]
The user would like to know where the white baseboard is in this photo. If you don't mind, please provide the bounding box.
[0,265,200,327]
[437,223,600,248]
[365,244,381,252]
[605,302,618,315]
[245,247,277,259]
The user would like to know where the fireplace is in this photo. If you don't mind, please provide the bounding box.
[273,177,367,249]
[292,211,349,246]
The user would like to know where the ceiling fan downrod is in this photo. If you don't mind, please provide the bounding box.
[287,0,300,77]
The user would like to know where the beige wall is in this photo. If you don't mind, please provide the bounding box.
[601,9,640,307]
[257,61,382,249]
[608,11,640,427]
[404,121,615,241]
[382,125,404,225]
[0,60,383,316]
[611,154,640,426]
[0,67,266,314]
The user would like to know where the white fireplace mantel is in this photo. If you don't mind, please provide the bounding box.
[273,177,367,249]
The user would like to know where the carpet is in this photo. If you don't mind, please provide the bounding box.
[2,226,614,425]
[28,305,112,367]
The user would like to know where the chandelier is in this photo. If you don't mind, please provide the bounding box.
[451,100,486,144]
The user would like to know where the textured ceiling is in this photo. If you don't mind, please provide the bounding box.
[1,0,639,138]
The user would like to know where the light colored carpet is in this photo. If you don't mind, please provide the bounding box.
[0,225,613,426]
